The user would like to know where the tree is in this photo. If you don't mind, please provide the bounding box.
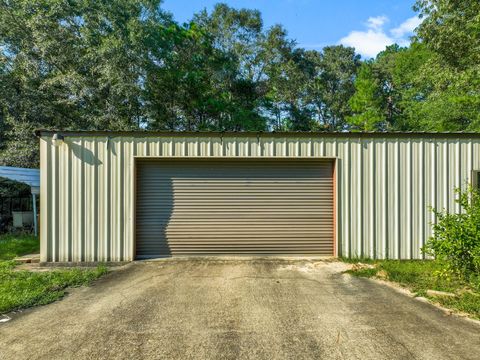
[306,45,360,130]
[414,60,480,131]
[413,0,480,131]
[185,4,268,131]
[414,0,480,69]
[346,42,472,132]
[373,44,434,130]
[193,3,264,81]
[263,43,316,130]
[0,0,178,167]
[259,25,300,130]
[2,0,479,162]
[145,3,268,132]
[347,63,384,131]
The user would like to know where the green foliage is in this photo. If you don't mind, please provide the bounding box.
[414,0,480,69]
[373,44,434,130]
[346,260,465,293]
[0,178,31,198]
[424,187,480,281]
[346,259,480,319]
[414,59,480,131]
[412,0,480,131]
[348,44,440,131]
[1,0,480,168]
[0,0,179,166]
[437,292,480,318]
[348,63,384,130]
[347,0,480,133]
[307,46,361,130]
[347,266,378,278]
[379,260,454,293]
[147,4,270,132]
[0,1,365,166]
[0,233,107,313]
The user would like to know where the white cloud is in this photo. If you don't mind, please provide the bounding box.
[339,15,422,58]
[340,29,392,58]
[390,16,422,38]
[366,15,389,30]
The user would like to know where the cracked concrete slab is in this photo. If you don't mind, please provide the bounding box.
[0,259,478,360]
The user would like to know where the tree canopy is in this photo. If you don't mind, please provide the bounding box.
[1,0,479,167]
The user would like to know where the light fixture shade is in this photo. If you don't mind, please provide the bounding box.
[52,133,64,146]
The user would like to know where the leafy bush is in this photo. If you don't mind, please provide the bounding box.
[423,187,480,281]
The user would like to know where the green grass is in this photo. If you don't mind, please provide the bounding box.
[345,259,480,319]
[0,233,40,260]
[0,234,107,313]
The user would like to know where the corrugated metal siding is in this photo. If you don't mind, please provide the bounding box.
[40,135,480,262]
[135,159,334,257]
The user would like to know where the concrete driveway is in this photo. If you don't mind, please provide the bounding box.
[1,259,479,360]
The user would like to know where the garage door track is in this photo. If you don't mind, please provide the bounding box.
[1,259,479,360]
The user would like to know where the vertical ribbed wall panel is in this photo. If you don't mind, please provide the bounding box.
[39,139,48,262]
[39,135,480,262]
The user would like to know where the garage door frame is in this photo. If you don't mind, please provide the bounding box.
[133,157,338,258]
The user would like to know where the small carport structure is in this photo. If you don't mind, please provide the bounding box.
[0,166,40,235]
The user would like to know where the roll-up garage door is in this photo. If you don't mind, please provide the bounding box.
[135,159,334,257]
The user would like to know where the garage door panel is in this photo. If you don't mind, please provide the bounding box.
[136,159,334,257]
[139,227,334,232]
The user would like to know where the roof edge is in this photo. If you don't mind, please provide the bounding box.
[35,129,480,138]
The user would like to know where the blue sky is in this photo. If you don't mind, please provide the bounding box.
[161,0,421,58]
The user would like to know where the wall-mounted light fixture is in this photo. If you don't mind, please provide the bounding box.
[52,133,64,147]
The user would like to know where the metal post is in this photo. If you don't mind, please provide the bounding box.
[32,193,38,236]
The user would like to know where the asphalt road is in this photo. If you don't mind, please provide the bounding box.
[1,259,479,360]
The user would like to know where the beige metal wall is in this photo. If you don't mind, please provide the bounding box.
[39,133,480,262]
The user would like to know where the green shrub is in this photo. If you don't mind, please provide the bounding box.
[423,187,480,282]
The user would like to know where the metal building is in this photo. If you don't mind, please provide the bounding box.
[36,131,480,262]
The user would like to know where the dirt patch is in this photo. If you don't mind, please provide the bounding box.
[350,262,376,272]
[278,260,350,273]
